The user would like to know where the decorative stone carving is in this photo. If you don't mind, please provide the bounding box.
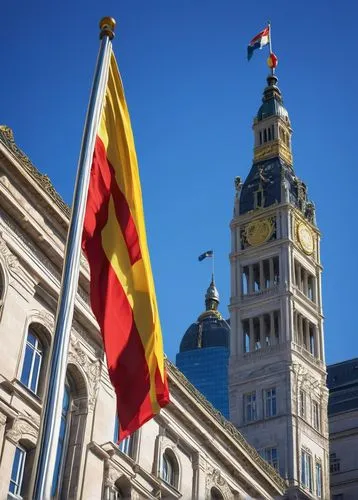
[6,415,39,445]
[206,467,233,499]
[0,235,19,272]
[68,337,101,410]
[0,126,71,217]
[103,463,120,487]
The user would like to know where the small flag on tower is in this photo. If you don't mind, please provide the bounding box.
[198,250,214,262]
[247,26,270,61]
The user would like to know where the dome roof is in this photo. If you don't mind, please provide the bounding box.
[179,315,230,352]
[179,276,230,353]
[256,75,289,122]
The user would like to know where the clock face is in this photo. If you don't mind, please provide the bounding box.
[297,222,314,255]
[246,218,274,246]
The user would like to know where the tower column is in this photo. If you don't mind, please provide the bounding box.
[259,260,265,290]
[249,317,254,352]
[270,311,275,344]
[259,315,265,347]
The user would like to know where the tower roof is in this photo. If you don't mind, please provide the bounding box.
[179,278,230,353]
[256,75,289,122]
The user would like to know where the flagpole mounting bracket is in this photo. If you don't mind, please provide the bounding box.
[100,16,116,40]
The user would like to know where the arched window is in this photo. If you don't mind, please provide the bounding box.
[55,365,88,499]
[20,328,44,395]
[160,449,179,488]
[211,487,224,500]
[51,384,71,497]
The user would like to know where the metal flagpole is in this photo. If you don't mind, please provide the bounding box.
[268,20,274,75]
[33,17,116,499]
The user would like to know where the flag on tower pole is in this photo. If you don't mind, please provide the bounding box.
[247,26,270,61]
[82,29,170,441]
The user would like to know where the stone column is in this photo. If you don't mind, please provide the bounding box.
[303,270,308,297]
[249,317,254,352]
[305,319,310,352]
[299,314,304,347]
[259,260,265,290]
[192,452,206,500]
[259,315,265,347]
[270,311,275,344]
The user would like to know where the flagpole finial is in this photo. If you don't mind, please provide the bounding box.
[99,17,116,40]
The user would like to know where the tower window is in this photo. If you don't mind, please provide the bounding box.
[254,189,264,209]
[253,263,260,292]
[263,129,267,143]
[264,388,277,418]
[315,462,322,498]
[242,266,249,295]
[243,320,250,353]
[259,131,262,145]
[301,449,313,492]
[268,127,272,141]
[312,401,320,431]
[244,391,257,422]
[271,125,275,140]
[261,447,279,470]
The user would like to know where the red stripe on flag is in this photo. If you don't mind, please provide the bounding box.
[82,157,157,439]
[84,136,142,266]
[250,27,269,45]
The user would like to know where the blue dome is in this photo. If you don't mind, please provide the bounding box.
[179,315,230,352]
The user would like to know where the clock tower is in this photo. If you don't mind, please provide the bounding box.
[229,74,329,498]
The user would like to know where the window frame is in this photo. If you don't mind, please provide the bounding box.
[315,461,322,498]
[301,449,313,492]
[264,388,277,418]
[160,449,179,489]
[20,329,43,395]
[243,391,257,423]
[8,445,26,498]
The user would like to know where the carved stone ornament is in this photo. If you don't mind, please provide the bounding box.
[206,468,232,499]
[245,217,274,247]
[103,463,120,488]
[0,126,71,217]
[68,336,101,410]
[6,415,39,445]
[0,235,19,272]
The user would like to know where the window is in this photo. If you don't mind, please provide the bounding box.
[210,487,224,500]
[244,392,257,422]
[330,453,341,473]
[299,390,306,418]
[8,446,26,498]
[262,447,279,470]
[301,449,313,492]
[160,449,179,488]
[315,462,322,498]
[264,388,277,418]
[264,129,267,143]
[52,385,71,497]
[242,266,249,294]
[243,319,250,353]
[254,189,264,209]
[20,329,43,395]
[312,401,320,431]
[113,417,135,458]
[253,317,260,350]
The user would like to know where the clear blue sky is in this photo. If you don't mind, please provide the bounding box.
[1,1,357,365]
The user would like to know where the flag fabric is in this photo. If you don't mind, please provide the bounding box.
[267,52,278,69]
[82,48,170,441]
[198,250,213,262]
[247,26,270,61]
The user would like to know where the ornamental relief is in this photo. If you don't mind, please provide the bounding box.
[68,336,101,410]
[205,467,234,500]
[6,414,39,446]
[240,216,276,249]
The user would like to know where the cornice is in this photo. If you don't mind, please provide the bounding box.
[0,126,70,219]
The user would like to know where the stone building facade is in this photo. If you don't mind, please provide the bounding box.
[229,75,329,499]
[0,125,286,499]
[327,358,358,499]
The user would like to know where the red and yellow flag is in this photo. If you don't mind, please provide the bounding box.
[82,49,170,440]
